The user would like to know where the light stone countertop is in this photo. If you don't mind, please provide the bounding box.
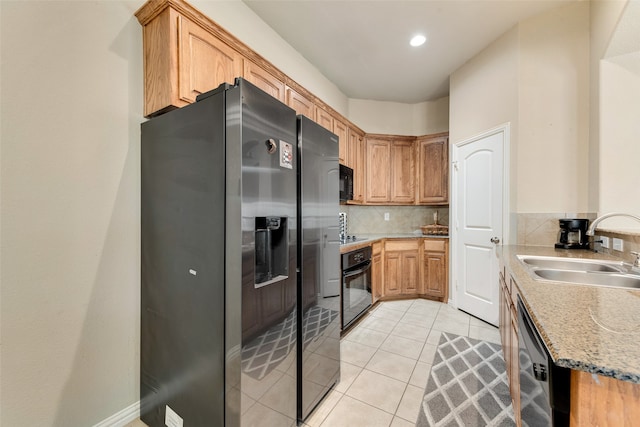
[339,233,449,253]
[501,245,640,383]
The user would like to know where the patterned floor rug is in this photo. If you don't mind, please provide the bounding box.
[416,333,515,427]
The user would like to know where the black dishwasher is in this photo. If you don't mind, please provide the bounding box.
[517,296,571,426]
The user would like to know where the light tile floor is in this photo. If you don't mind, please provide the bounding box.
[302,298,500,427]
[126,298,500,427]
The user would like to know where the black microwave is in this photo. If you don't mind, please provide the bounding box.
[339,164,353,202]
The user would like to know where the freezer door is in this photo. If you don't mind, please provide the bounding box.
[297,115,341,422]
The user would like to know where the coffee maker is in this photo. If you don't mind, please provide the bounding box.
[555,218,590,249]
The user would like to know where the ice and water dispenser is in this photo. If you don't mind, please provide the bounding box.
[254,216,288,288]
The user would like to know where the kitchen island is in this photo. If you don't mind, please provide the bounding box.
[500,245,640,426]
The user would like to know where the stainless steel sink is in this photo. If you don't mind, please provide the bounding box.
[517,255,640,289]
[517,255,625,273]
[533,269,640,289]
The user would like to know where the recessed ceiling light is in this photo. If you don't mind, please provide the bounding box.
[410,34,426,47]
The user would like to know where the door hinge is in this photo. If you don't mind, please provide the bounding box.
[452,161,459,171]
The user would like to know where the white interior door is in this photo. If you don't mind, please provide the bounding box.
[453,128,505,326]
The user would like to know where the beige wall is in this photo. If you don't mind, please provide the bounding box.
[450,1,591,237]
[599,60,640,226]
[348,97,449,136]
[595,0,640,230]
[588,0,629,212]
[517,2,590,213]
[1,2,144,425]
[449,26,520,228]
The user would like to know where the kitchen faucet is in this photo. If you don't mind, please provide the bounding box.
[586,212,640,236]
[587,212,640,267]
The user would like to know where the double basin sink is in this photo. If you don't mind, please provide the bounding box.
[517,255,640,289]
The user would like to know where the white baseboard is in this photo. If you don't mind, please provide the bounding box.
[93,401,140,427]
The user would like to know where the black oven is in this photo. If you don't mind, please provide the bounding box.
[339,164,353,202]
[341,246,372,331]
[518,296,570,426]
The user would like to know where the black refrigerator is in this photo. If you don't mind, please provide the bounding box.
[141,78,341,426]
[141,78,298,426]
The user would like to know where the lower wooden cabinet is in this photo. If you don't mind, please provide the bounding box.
[370,238,448,303]
[499,270,521,426]
[501,259,640,427]
[384,240,420,296]
[371,242,383,303]
[422,239,448,299]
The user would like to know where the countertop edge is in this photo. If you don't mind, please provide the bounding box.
[500,245,640,384]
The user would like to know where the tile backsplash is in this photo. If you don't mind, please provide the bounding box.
[516,213,596,246]
[341,205,449,235]
[516,212,640,264]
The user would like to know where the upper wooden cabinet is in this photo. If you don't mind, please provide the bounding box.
[417,133,449,205]
[135,0,447,206]
[243,61,285,103]
[348,127,365,203]
[365,136,415,204]
[365,138,391,203]
[333,118,348,164]
[136,4,243,116]
[286,86,314,118]
[390,138,416,204]
[314,106,334,131]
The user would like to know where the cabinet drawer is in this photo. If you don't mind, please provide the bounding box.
[423,239,446,252]
[385,240,419,251]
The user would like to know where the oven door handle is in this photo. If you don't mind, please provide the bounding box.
[343,261,371,278]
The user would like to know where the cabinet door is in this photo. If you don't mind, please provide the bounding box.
[384,251,402,296]
[178,15,243,105]
[390,139,415,204]
[372,250,383,303]
[286,86,314,118]
[384,240,420,297]
[365,139,391,203]
[244,61,285,102]
[508,278,520,419]
[348,128,365,203]
[417,134,449,204]
[333,118,348,165]
[314,106,333,131]
[422,239,448,299]
[499,275,509,361]
[400,251,420,294]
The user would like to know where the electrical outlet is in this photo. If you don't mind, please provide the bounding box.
[165,406,184,427]
[600,236,610,249]
[613,238,624,252]
[384,212,390,221]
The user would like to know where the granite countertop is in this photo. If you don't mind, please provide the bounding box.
[339,233,449,253]
[501,245,640,383]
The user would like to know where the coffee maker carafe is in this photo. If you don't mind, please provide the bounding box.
[555,218,590,249]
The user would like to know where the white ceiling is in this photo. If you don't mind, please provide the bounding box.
[243,0,581,103]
